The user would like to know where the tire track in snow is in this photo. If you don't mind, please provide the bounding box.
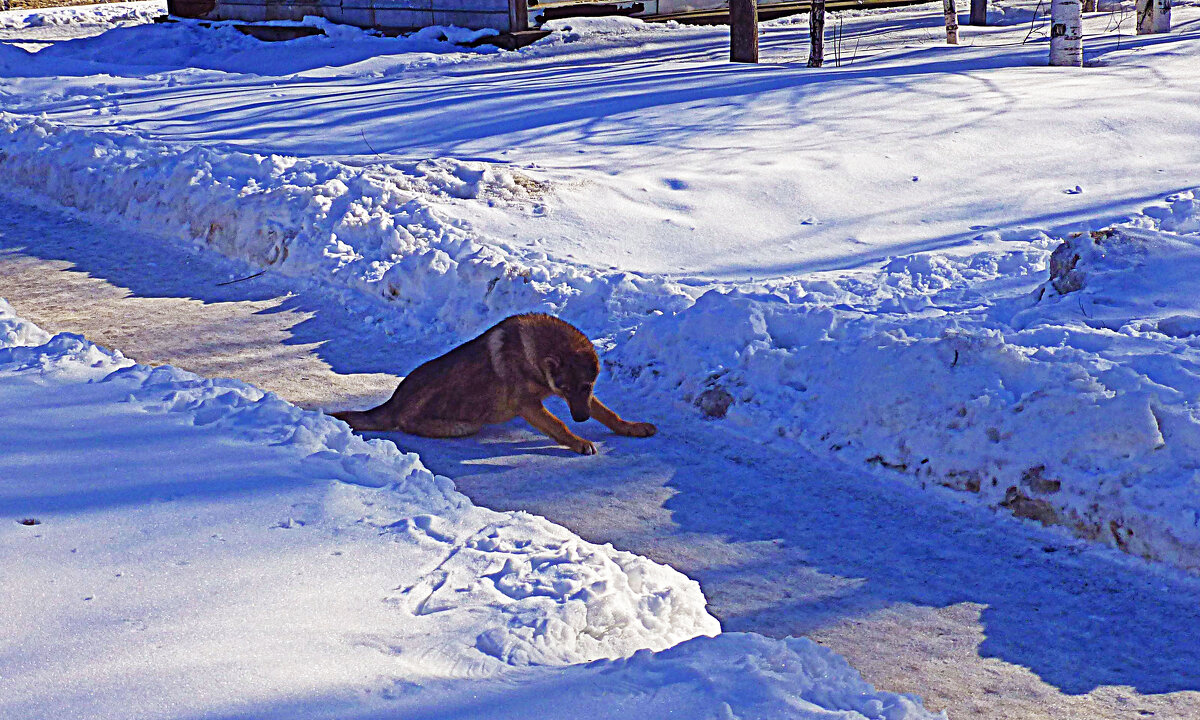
[3,199,1200,719]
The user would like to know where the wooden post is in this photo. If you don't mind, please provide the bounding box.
[943,0,960,43]
[730,0,759,63]
[509,0,529,32]
[808,0,825,67]
[968,0,986,24]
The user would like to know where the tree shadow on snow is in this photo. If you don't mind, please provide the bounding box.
[14,17,1196,162]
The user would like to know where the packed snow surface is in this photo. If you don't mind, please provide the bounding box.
[0,298,942,720]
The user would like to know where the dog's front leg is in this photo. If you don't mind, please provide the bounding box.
[519,402,596,455]
[589,397,657,437]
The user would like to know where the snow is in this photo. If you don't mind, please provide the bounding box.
[0,1,163,30]
[0,297,939,719]
[2,0,1200,714]
[0,1,165,51]
[0,112,695,336]
[613,201,1200,572]
[4,2,1196,275]
[3,3,1200,572]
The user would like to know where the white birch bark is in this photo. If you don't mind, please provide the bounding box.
[1049,0,1082,67]
[943,0,960,44]
[1137,0,1172,33]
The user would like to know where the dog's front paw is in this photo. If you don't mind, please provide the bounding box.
[569,438,597,455]
[619,421,657,438]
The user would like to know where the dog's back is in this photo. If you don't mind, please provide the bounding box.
[332,314,582,434]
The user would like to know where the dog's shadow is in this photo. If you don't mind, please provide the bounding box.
[356,419,590,475]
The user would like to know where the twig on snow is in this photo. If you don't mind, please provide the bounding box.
[216,270,267,286]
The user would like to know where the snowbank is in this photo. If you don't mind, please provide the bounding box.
[614,192,1200,572]
[0,298,940,720]
[0,114,693,339]
[536,632,939,720]
[0,15,506,76]
[5,110,1200,573]
[0,1,164,31]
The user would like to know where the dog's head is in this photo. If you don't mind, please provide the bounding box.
[543,350,600,423]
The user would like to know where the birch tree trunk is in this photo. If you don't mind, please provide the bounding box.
[943,0,960,43]
[1049,0,1082,66]
[808,0,825,67]
[729,0,759,63]
[1137,0,1172,33]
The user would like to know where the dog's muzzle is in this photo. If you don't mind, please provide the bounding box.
[568,397,591,423]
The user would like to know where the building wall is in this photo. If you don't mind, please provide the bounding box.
[169,0,516,31]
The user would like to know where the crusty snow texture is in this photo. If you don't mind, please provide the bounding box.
[0,1,164,31]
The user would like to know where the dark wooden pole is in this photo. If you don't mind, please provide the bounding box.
[730,0,759,63]
[808,0,825,67]
[969,0,987,24]
[509,0,529,32]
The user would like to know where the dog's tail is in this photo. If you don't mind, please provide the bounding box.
[330,408,392,432]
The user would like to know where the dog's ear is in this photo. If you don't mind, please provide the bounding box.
[541,356,560,376]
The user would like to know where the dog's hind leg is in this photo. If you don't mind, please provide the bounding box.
[399,418,482,438]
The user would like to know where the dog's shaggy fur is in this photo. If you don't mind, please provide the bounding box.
[331,314,655,454]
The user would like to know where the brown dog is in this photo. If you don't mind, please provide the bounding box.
[330,313,656,454]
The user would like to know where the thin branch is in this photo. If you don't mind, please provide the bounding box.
[216,270,267,286]
[360,129,384,161]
